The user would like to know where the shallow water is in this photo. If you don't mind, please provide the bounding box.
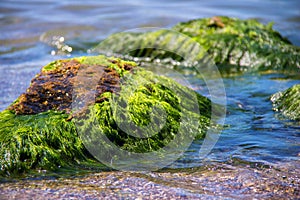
[0,0,300,198]
[1,161,299,199]
[172,73,299,168]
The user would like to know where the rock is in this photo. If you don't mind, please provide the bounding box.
[96,16,300,75]
[271,84,300,121]
[0,55,214,175]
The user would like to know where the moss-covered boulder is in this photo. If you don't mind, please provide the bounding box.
[0,55,213,175]
[97,16,300,74]
[271,84,300,121]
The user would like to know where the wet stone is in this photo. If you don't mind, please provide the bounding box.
[9,59,134,115]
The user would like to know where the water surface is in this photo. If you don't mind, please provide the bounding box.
[0,0,299,198]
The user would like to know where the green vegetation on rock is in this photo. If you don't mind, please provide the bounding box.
[76,69,212,154]
[0,55,214,176]
[0,110,86,175]
[174,16,300,73]
[271,84,300,121]
[97,16,300,74]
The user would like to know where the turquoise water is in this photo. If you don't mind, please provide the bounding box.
[0,0,299,169]
[172,73,299,168]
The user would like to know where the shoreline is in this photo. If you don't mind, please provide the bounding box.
[1,160,299,199]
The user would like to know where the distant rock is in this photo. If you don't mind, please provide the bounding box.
[97,16,300,75]
[271,84,300,121]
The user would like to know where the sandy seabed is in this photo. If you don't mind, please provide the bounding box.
[0,160,299,199]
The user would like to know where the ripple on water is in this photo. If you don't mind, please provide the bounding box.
[0,1,300,198]
[0,161,299,199]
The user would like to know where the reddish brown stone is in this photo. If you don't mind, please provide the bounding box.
[9,59,134,115]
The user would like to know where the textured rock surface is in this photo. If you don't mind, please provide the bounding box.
[98,16,300,75]
[271,84,300,121]
[174,16,300,73]
[0,55,213,175]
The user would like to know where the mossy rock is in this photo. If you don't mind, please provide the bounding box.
[271,84,300,121]
[97,16,300,75]
[0,55,214,175]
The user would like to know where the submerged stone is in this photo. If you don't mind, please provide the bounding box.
[97,16,300,75]
[0,55,214,175]
[271,84,300,121]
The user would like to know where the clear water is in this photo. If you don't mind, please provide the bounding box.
[171,73,300,168]
[0,0,299,169]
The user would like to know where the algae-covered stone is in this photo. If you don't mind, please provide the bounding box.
[271,84,300,121]
[97,16,300,74]
[0,55,213,175]
[174,16,300,73]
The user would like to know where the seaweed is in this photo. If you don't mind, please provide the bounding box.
[271,84,300,121]
[96,16,300,75]
[0,55,213,175]
[0,110,86,175]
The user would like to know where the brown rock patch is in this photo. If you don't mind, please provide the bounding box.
[9,59,134,115]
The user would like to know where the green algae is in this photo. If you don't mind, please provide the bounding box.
[0,110,87,176]
[75,69,212,154]
[41,55,136,75]
[96,16,300,75]
[0,55,214,175]
[271,84,300,121]
[174,16,300,73]
[96,29,207,67]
